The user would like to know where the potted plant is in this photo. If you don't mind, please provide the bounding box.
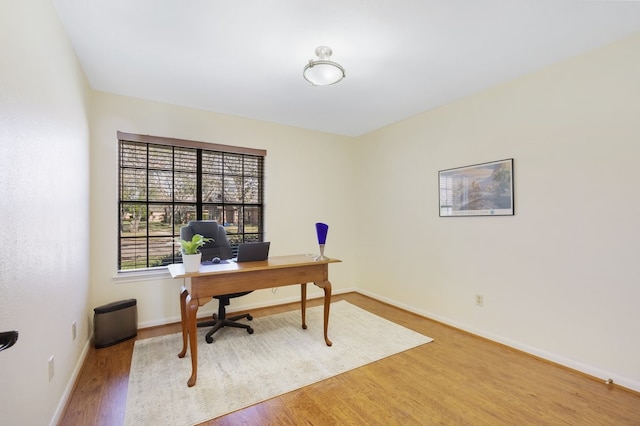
[175,234,213,272]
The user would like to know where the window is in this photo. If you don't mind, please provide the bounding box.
[117,132,266,271]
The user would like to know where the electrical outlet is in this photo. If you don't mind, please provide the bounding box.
[48,356,55,381]
[72,321,77,341]
[475,294,484,307]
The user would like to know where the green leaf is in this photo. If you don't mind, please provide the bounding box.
[175,234,213,255]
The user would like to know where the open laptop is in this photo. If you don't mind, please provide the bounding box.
[234,241,270,262]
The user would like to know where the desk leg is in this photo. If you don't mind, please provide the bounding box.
[315,280,333,346]
[178,286,188,358]
[300,283,307,330]
[186,296,199,387]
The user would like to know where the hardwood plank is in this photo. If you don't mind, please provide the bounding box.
[59,293,640,425]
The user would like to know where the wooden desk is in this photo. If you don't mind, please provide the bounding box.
[167,254,341,387]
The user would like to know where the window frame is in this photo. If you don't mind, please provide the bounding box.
[117,131,266,272]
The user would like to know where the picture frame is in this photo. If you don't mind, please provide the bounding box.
[439,158,514,217]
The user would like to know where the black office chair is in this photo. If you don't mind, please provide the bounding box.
[180,220,254,343]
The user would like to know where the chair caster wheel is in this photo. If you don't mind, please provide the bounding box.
[205,336,214,344]
[247,314,253,321]
[247,327,254,334]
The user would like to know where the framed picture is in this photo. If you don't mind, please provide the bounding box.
[439,158,514,217]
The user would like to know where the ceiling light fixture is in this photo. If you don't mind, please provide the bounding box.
[303,46,346,86]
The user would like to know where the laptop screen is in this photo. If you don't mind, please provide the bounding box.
[235,242,270,262]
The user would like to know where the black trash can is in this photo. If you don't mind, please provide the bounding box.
[93,299,137,348]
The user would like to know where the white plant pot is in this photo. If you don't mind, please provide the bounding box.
[182,253,202,273]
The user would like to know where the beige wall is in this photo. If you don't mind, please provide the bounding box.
[89,93,358,327]
[354,32,640,391]
[0,0,91,425]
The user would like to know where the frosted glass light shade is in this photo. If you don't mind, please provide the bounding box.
[303,46,345,86]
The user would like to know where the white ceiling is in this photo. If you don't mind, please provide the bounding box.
[52,1,640,137]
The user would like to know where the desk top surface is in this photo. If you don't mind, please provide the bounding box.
[167,254,341,279]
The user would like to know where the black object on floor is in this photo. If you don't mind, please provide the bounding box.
[94,299,138,348]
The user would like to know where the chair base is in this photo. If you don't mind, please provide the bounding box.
[197,311,254,344]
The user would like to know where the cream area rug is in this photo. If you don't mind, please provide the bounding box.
[124,300,433,425]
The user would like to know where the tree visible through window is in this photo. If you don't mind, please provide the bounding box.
[118,132,266,271]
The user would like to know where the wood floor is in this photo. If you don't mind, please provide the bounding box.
[60,292,640,425]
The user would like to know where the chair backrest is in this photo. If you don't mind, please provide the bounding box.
[180,221,233,260]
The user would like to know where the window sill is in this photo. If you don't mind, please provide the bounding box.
[113,266,173,283]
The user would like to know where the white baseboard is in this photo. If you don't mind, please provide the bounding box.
[355,288,640,393]
[49,338,92,426]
